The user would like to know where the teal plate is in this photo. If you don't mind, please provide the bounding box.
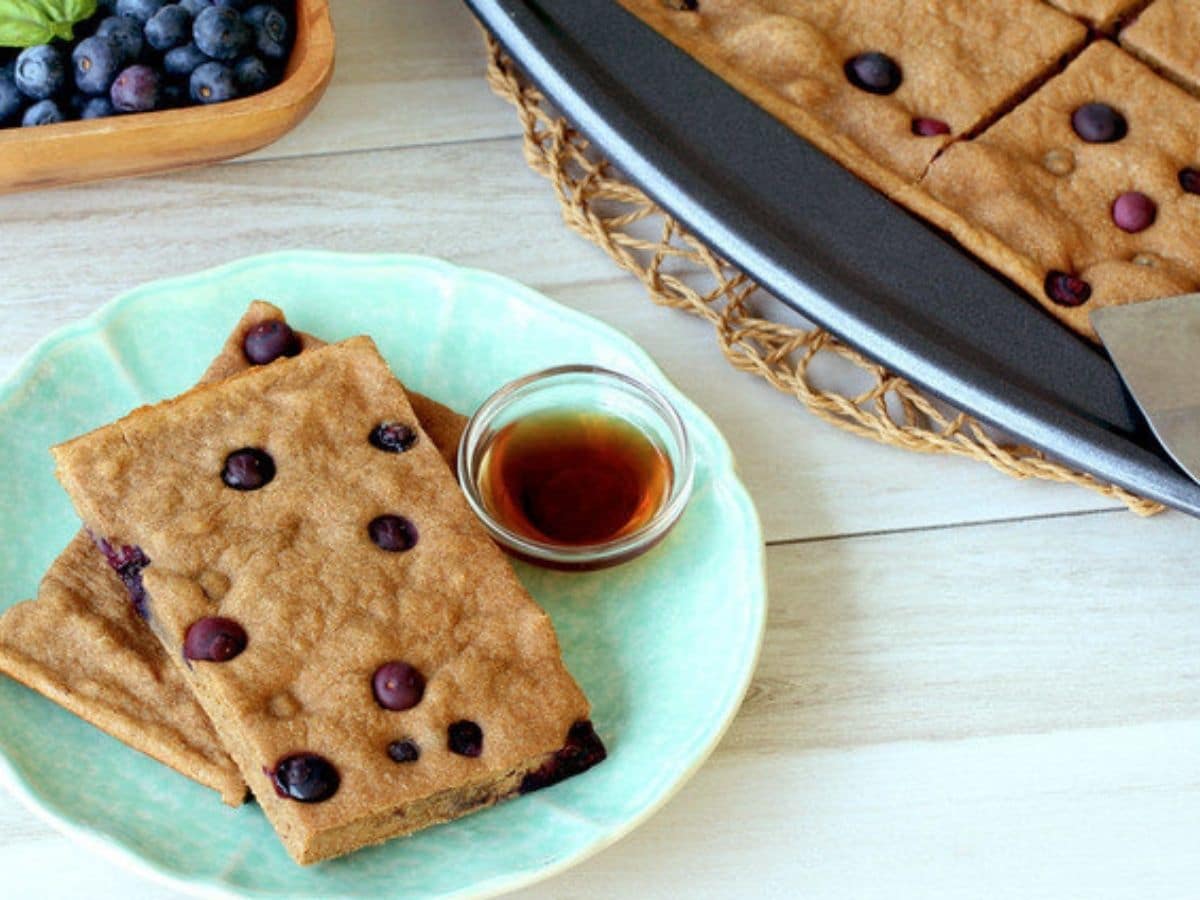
[0,252,765,898]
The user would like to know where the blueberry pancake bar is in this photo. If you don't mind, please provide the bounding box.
[0,302,467,805]
[921,42,1200,338]
[617,0,1085,194]
[52,338,603,864]
[1121,0,1200,96]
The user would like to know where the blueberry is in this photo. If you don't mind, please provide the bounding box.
[80,95,116,119]
[911,116,950,137]
[119,564,151,618]
[97,16,144,66]
[252,6,288,61]
[194,6,250,61]
[242,318,299,362]
[369,421,418,453]
[73,36,123,96]
[190,60,237,103]
[386,740,420,764]
[215,0,251,9]
[95,538,149,574]
[0,70,21,124]
[270,753,340,803]
[1071,103,1126,144]
[15,46,66,101]
[164,42,209,77]
[368,515,418,552]
[844,51,902,95]
[1044,271,1092,307]
[97,0,120,13]
[116,0,166,25]
[145,4,193,51]
[447,720,484,758]
[243,3,273,27]
[111,64,159,112]
[221,447,274,489]
[233,54,269,93]
[180,0,212,13]
[520,720,607,794]
[183,616,248,661]
[1111,191,1156,233]
[372,662,426,711]
[1178,168,1200,196]
[96,539,152,619]
[22,99,65,126]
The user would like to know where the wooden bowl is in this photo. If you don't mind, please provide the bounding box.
[0,0,334,194]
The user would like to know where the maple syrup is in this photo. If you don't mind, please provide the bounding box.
[476,408,673,547]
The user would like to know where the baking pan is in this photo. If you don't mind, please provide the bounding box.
[464,0,1200,517]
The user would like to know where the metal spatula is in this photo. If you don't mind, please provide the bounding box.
[1092,293,1200,485]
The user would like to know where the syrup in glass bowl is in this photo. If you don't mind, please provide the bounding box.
[458,366,694,571]
[477,408,672,547]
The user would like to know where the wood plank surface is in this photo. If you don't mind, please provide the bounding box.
[0,0,1195,897]
[244,1,520,161]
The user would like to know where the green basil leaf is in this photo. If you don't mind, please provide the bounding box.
[49,0,97,28]
[40,0,98,40]
[0,0,97,47]
[0,0,55,48]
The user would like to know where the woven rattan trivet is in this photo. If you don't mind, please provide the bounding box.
[482,37,1164,518]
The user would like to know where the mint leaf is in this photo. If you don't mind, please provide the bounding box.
[0,0,97,47]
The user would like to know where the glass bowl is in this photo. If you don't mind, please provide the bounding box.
[457,365,694,570]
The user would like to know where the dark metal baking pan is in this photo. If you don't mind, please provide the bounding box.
[464,0,1200,516]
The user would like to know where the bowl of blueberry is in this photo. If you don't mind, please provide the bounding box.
[0,0,332,192]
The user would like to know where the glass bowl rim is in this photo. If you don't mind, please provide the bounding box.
[456,364,696,568]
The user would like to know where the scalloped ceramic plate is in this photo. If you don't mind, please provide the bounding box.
[0,252,765,898]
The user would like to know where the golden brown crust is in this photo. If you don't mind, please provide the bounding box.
[0,303,467,806]
[617,0,1085,184]
[1044,0,1149,31]
[52,338,591,864]
[1121,0,1200,96]
[921,42,1200,339]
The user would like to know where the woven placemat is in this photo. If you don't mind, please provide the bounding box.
[482,36,1164,518]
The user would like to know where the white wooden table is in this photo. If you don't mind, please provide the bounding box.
[2,3,1198,897]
